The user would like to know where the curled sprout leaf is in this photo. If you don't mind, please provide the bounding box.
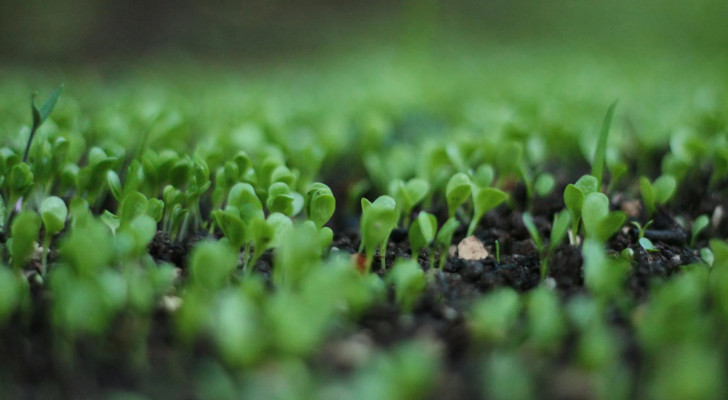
[360,196,399,272]
[40,196,68,236]
[305,183,335,228]
[446,172,471,218]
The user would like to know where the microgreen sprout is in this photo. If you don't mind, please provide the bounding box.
[446,172,471,218]
[468,185,508,237]
[304,183,335,228]
[389,178,430,228]
[25,85,63,163]
[9,211,40,272]
[534,172,555,197]
[563,175,599,243]
[359,196,399,272]
[581,192,626,243]
[434,217,459,270]
[408,211,437,265]
[639,174,677,219]
[522,210,570,280]
[387,259,426,313]
[39,196,68,275]
[631,220,654,239]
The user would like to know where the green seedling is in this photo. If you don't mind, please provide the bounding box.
[701,247,714,266]
[483,351,534,400]
[359,196,399,272]
[691,215,709,247]
[304,183,335,228]
[211,289,264,366]
[0,267,25,325]
[445,172,471,218]
[353,340,439,400]
[563,174,599,242]
[387,259,426,313]
[274,222,324,289]
[607,159,628,193]
[10,211,41,272]
[591,100,618,190]
[408,211,437,263]
[4,162,34,224]
[468,185,508,237]
[189,240,238,291]
[527,286,566,351]
[25,85,63,163]
[266,182,299,216]
[581,192,626,242]
[434,217,459,270]
[639,174,677,218]
[582,239,630,303]
[39,196,68,275]
[631,220,653,239]
[523,210,570,280]
[533,172,555,197]
[389,178,430,227]
[472,164,495,188]
[469,288,521,343]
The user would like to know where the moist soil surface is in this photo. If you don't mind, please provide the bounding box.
[2,171,727,399]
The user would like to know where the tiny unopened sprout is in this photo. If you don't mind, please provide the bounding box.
[631,220,653,239]
[25,85,63,163]
[359,196,399,272]
[523,210,570,280]
[434,217,459,270]
[691,215,709,247]
[40,196,68,275]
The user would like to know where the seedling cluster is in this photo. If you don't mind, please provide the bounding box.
[1,55,728,399]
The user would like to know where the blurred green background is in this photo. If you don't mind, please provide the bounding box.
[1,0,726,64]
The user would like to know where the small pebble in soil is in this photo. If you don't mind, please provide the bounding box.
[457,236,489,260]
